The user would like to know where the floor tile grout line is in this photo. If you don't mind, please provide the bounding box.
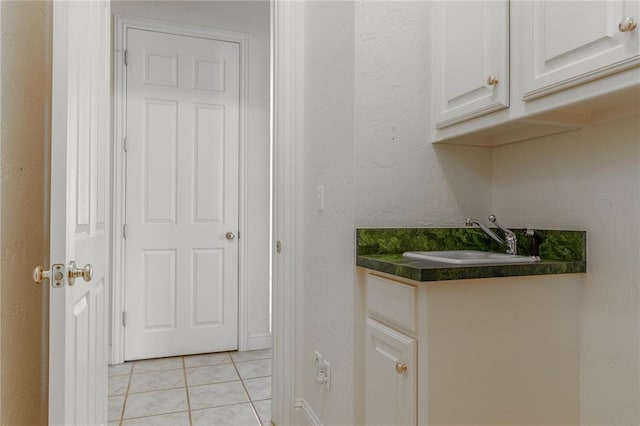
[116,410,191,423]
[231,354,264,424]
[127,384,188,395]
[182,356,193,426]
[239,374,272,381]
[189,399,260,414]
[231,357,269,425]
[187,377,248,389]
[110,351,272,425]
[130,367,186,374]
[118,367,133,425]
[130,367,185,374]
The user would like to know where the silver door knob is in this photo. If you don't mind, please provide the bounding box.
[395,363,408,374]
[487,75,499,87]
[225,232,236,240]
[619,17,637,32]
[67,261,93,286]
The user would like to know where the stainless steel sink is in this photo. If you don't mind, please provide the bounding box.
[402,250,539,265]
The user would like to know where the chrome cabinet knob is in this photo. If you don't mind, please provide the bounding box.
[225,232,236,240]
[67,261,93,285]
[487,75,499,87]
[619,17,637,32]
[395,363,408,374]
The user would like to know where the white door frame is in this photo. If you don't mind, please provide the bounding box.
[111,15,250,363]
[111,2,305,422]
[271,1,304,424]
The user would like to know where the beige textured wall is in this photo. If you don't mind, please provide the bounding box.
[0,1,51,424]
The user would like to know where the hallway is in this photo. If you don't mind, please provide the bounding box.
[108,349,272,425]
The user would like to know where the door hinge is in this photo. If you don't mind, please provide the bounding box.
[123,137,128,152]
[124,49,129,66]
[276,240,282,253]
[123,224,128,239]
[122,311,127,327]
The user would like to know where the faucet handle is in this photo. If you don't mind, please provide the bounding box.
[488,214,517,255]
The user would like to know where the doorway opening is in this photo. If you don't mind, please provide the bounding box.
[109,5,272,365]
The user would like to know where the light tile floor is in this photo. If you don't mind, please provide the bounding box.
[108,349,272,426]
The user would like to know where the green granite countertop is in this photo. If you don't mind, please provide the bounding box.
[356,228,586,282]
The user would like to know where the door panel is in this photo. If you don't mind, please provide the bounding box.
[194,105,225,223]
[193,249,225,326]
[125,28,240,360]
[143,250,177,329]
[49,0,110,424]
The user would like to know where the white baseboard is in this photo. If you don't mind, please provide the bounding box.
[246,332,272,351]
[293,399,322,426]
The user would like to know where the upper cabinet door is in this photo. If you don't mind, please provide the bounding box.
[432,0,509,129]
[521,0,640,101]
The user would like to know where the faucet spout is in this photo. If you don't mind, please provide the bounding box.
[465,217,505,246]
[488,214,517,255]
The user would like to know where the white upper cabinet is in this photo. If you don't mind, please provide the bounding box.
[432,0,509,128]
[521,0,640,101]
[432,0,640,146]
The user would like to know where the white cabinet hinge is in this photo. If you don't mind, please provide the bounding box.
[124,49,129,66]
[123,137,128,152]
[123,224,128,239]
[122,311,127,327]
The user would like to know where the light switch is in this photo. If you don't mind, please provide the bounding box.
[317,185,324,212]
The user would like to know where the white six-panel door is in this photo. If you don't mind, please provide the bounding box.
[124,28,240,360]
[49,0,110,423]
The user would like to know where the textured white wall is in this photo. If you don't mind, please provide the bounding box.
[301,2,493,423]
[0,1,51,424]
[111,1,272,347]
[354,1,492,228]
[492,116,640,425]
[302,2,356,424]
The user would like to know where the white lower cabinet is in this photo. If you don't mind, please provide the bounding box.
[361,269,582,424]
[365,274,418,425]
[365,319,417,426]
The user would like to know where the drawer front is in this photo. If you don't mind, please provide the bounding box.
[366,274,416,333]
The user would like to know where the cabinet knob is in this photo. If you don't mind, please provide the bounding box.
[619,17,637,32]
[395,362,408,374]
[486,75,499,87]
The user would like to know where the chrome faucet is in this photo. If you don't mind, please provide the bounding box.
[488,214,517,255]
[465,215,518,255]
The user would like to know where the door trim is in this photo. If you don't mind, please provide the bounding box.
[111,15,250,363]
[271,1,305,424]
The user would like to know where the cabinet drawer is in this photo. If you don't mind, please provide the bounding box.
[366,274,416,333]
